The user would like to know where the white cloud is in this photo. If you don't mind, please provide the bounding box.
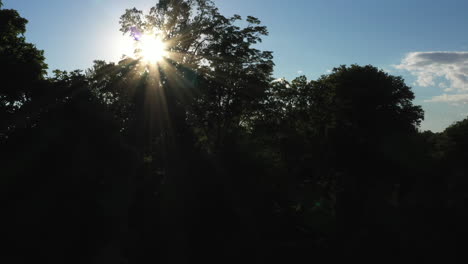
[297,70,303,74]
[395,51,468,103]
[424,93,468,104]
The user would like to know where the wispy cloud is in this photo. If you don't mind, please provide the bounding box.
[395,51,468,103]
[424,93,468,103]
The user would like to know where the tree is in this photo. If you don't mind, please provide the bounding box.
[253,65,425,255]
[439,118,468,208]
[312,65,423,253]
[320,65,423,135]
[0,3,48,139]
[83,1,276,262]
[258,65,424,196]
[117,0,274,152]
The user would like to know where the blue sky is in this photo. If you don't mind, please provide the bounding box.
[4,0,468,132]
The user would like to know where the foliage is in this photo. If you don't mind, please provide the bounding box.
[2,0,468,262]
[0,4,47,139]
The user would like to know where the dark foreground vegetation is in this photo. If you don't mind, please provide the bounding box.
[2,0,468,262]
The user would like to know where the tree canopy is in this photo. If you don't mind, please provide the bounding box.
[0,3,47,139]
[2,0,468,262]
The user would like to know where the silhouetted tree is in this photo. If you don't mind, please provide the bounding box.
[440,118,468,208]
[0,3,47,140]
[254,65,424,256]
[5,0,468,262]
[313,65,423,255]
[83,1,276,262]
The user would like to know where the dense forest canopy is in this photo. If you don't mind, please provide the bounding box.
[2,0,468,262]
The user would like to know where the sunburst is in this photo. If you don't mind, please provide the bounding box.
[138,34,168,63]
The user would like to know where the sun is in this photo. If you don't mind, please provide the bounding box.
[138,34,168,63]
